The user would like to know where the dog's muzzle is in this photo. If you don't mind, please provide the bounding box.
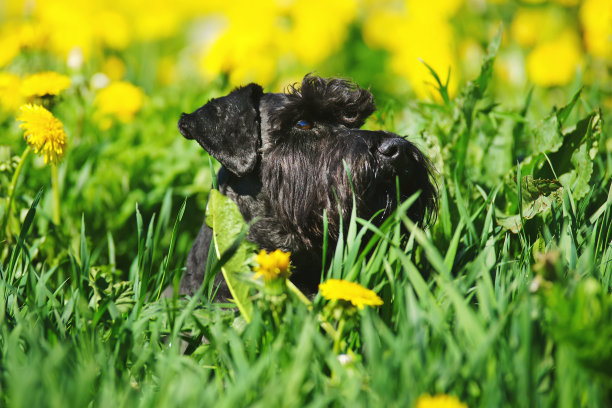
[178,113,194,140]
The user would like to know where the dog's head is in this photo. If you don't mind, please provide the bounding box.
[179,75,438,250]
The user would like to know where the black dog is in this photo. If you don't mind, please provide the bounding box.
[178,75,437,298]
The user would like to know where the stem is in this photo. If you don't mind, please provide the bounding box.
[333,318,346,354]
[51,163,60,225]
[286,280,312,307]
[320,321,337,338]
[1,146,31,239]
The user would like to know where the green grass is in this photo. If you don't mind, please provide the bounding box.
[1,42,612,407]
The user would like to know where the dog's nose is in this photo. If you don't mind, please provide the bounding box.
[377,138,408,165]
[178,113,194,139]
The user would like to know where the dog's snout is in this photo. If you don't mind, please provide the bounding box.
[178,113,194,139]
[377,138,408,165]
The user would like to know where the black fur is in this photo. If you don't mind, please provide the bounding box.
[178,74,438,298]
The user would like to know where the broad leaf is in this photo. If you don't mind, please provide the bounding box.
[532,113,562,155]
[206,189,255,321]
[531,88,582,156]
[498,90,600,231]
[88,266,136,316]
[554,110,601,200]
[497,176,563,233]
[520,176,564,206]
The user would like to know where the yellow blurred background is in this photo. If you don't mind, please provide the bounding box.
[0,0,610,103]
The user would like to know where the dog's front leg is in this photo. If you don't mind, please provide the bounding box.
[181,219,213,296]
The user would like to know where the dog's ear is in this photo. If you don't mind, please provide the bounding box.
[178,83,263,176]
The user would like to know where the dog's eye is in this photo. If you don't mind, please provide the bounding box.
[295,120,312,130]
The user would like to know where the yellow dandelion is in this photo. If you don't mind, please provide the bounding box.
[580,0,612,59]
[415,394,468,408]
[21,71,71,98]
[287,0,356,65]
[253,249,292,282]
[102,56,126,81]
[94,81,145,125]
[15,21,48,51]
[17,104,67,164]
[362,7,459,100]
[95,10,131,50]
[319,279,383,310]
[510,8,565,48]
[0,72,23,112]
[0,31,20,68]
[525,30,583,87]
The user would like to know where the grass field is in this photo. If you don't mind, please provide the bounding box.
[1,1,612,407]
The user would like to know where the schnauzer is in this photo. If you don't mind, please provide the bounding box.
[178,74,438,298]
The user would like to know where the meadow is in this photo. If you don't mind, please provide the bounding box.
[1,0,611,407]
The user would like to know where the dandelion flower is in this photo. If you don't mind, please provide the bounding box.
[17,104,67,164]
[526,30,583,87]
[319,279,383,310]
[21,71,71,98]
[102,56,126,81]
[362,7,459,100]
[580,0,612,59]
[253,249,292,282]
[94,81,145,124]
[415,394,468,408]
[0,72,23,112]
[0,32,20,68]
[510,8,564,48]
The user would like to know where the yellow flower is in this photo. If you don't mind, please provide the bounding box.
[198,0,281,86]
[511,8,566,48]
[131,1,182,42]
[526,30,583,87]
[0,31,21,68]
[580,0,612,59]
[34,0,95,58]
[21,71,71,98]
[15,21,48,50]
[363,2,460,100]
[415,394,468,408]
[102,56,127,81]
[95,10,131,50]
[319,279,383,310]
[198,0,358,86]
[254,249,292,282]
[0,72,23,112]
[94,81,145,125]
[287,0,357,65]
[17,104,67,164]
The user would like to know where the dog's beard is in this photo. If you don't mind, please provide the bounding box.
[261,138,386,248]
[260,125,437,252]
[370,183,398,221]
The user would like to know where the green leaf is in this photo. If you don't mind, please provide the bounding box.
[88,266,135,316]
[530,89,582,157]
[555,87,582,124]
[452,26,502,176]
[497,176,563,233]
[419,59,451,106]
[555,110,601,200]
[540,277,612,376]
[501,96,601,228]
[532,112,562,155]
[205,189,255,322]
[520,176,564,206]
[460,25,501,129]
